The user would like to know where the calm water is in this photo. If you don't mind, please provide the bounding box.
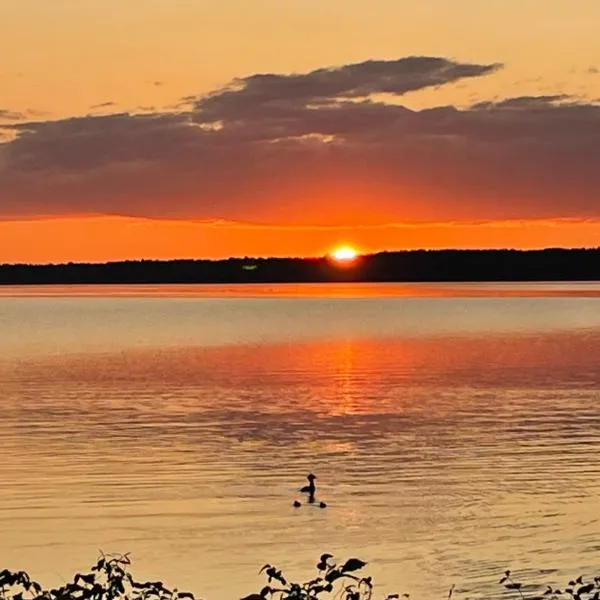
[1,282,600,600]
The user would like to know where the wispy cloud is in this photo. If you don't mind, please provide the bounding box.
[90,101,117,110]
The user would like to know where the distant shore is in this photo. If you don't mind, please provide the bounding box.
[1,248,599,285]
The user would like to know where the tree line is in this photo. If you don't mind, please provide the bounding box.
[1,248,599,285]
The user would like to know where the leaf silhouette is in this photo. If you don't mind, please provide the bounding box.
[340,559,367,573]
[75,574,95,586]
[325,570,343,584]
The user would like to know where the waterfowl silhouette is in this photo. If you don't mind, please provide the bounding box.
[299,473,316,498]
[294,473,328,508]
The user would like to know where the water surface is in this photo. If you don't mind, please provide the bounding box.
[1,283,599,599]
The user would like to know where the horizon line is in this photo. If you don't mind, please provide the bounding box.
[2,246,600,268]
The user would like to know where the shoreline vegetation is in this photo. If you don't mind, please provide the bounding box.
[0,249,599,286]
[1,553,599,600]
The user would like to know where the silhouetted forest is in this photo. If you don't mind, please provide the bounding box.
[0,249,599,285]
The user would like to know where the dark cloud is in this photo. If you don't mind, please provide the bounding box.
[90,101,116,110]
[471,95,570,109]
[194,56,500,125]
[0,56,599,225]
[0,109,26,121]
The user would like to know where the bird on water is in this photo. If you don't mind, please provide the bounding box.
[294,473,326,508]
[299,473,317,497]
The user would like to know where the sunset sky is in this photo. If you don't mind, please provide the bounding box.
[1,0,600,263]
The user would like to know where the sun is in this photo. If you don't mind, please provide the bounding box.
[330,245,359,263]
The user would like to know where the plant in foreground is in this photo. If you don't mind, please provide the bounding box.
[2,553,600,600]
[500,570,600,600]
[0,553,195,600]
[0,553,399,600]
[241,554,399,600]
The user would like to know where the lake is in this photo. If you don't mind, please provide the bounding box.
[1,282,600,600]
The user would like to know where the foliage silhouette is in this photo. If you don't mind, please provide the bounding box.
[499,570,600,600]
[243,554,392,600]
[2,554,600,600]
[0,553,395,600]
[0,553,195,600]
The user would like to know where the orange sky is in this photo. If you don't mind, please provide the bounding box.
[0,216,598,263]
[1,0,599,262]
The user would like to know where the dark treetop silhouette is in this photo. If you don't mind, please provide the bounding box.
[0,249,599,285]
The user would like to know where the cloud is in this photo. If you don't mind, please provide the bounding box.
[0,109,26,122]
[471,95,570,109]
[194,56,500,123]
[90,101,116,110]
[0,56,599,225]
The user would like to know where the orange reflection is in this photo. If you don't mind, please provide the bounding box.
[2,282,600,299]
[8,331,600,422]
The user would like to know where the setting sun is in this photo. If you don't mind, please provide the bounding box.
[330,246,359,263]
